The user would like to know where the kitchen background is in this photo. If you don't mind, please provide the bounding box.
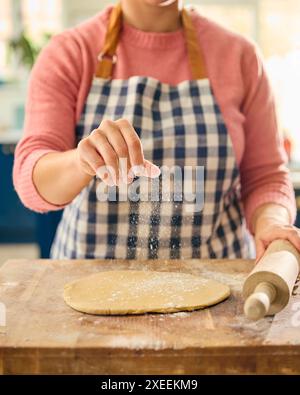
[0,0,300,265]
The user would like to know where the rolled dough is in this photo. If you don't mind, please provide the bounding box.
[63,270,230,315]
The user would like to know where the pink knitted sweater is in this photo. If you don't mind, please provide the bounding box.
[13,5,296,234]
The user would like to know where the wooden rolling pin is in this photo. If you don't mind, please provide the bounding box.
[243,239,300,321]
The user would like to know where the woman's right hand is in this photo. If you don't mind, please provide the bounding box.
[77,118,161,186]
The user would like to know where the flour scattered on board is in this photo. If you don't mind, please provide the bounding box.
[198,269,244,292]
[106,335,168,350]
[167,311,191,318]
[0,282,19,289]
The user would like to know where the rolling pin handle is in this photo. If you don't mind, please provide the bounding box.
[244,282,277,321]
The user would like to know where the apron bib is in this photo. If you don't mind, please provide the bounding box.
[51,4,252,260]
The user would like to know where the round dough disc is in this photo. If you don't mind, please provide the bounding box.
[63,270,230,315]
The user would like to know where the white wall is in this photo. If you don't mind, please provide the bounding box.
[62,0,117,28]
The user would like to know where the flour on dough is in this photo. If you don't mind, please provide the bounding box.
[63,270,230,315]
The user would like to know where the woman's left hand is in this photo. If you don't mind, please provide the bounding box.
[255,220,300,263]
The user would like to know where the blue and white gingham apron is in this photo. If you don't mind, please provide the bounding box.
[51,5,252,260]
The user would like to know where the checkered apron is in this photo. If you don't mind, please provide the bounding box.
[51,5,252,260]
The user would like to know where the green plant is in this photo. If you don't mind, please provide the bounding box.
[8,31,52,70]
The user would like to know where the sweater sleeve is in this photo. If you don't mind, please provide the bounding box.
[13,32,83,213]
[239,43,297,234]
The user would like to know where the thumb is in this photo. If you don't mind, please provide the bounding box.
[255,238,266,264]
[144,160,161,179]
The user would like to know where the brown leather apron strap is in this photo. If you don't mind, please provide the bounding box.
[95,3,123,79]
[96,3,207,80]
[181,8,207,80]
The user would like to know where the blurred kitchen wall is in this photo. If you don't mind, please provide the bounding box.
[62,0,113,27]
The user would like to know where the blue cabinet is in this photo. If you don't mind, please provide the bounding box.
[0,144,62,258]
[36,210,62,258]
[0,144,36,242]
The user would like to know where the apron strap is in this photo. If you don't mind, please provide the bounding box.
[95,3,123,79]
[96,3,207,80]
[181,8,207,80]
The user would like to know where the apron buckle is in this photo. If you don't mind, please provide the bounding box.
[98,52,117,64]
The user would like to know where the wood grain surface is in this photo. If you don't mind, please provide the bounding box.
[0,258,299,374]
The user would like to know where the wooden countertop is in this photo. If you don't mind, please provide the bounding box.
[0,258,299,375]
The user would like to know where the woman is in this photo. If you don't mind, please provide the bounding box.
[13,0,300,260]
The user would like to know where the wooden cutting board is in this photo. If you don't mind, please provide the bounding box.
[0,258,299,374]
